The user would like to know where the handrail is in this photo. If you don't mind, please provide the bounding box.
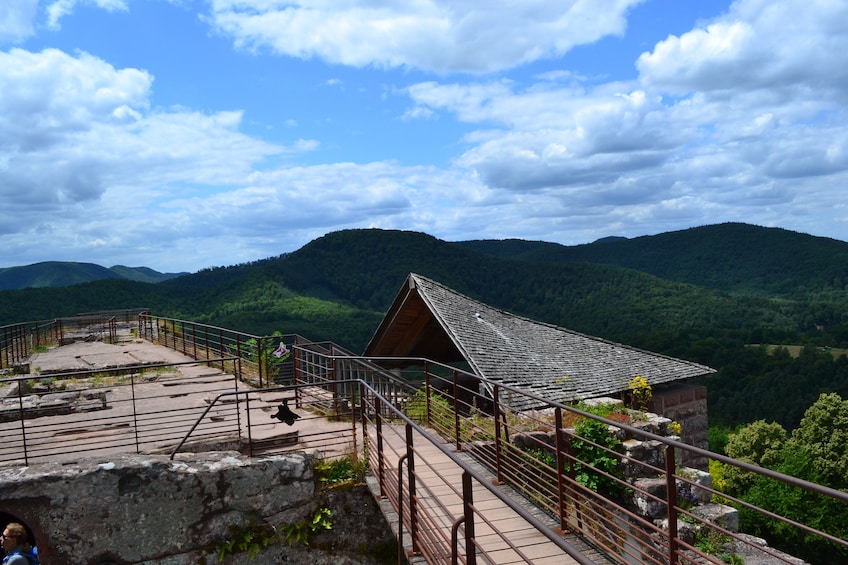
[297,351,848,504]
[368,381,599,565]
[168,382,279,459]
[294,349,848,564]
[172,377,600,565]
[139,313,305,387]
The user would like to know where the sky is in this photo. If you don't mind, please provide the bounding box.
[1,0,847,273]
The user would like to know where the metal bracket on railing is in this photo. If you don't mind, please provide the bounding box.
[450,516,466,565]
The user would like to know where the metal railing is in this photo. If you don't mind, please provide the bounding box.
[0,321,60,371]
[139,313,300,387]
[0,358,242,466]
[173,378,599,565]
[287,349,848,565]
[1,308,148,370]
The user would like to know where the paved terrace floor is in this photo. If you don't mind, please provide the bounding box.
[14,338,611,564]
[2,338,355,464]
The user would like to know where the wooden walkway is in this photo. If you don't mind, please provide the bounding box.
[368,423,611,565]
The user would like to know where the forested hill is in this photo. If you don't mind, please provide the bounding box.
[257,228,800,341]
[457,222,848,300]
[0,262,186,290]
[2,223,848,429]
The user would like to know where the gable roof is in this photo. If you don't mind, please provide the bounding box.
[364,273,715,408]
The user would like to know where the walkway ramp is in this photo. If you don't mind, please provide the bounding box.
[367,422,605,565]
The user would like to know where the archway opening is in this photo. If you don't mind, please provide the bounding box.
[0,511,38,561]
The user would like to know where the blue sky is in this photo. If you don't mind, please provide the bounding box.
[1,0,847,273]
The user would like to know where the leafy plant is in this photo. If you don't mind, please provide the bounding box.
[694,530,743,564]
[242,331,290,381]
[571,418,626,496]
[280,507,332,546]
[215,521,275,562]
[213,507,333,561]
[315,454,367,486]
[406,388,454,434]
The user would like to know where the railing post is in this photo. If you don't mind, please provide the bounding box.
[493,384,504,484]
[192,323,198,362]
[204,326,210,363]
[406,423,420,554]
[257,337,265,388]
[425,367,432,427]
[130,371,140,453]
[665,445,679,565]
[555,407,567,532]
[566,432,582,532]
[331,352,339,419]
[453,370,461,450]
[375,396,385,496]
[294,343,302,408]
[217,328,224,371]
[359,381,368,455]
[350,380,357,455]
[397,453,408,565]
[235,334,242,382]
[16,379,29,466]
[462,470,477,565]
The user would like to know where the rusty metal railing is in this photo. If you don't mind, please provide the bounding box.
[139,313,301,387]
[0,321,60,371]
[291,349,848,565]
[0,358,242,466]
[172,378,599,565]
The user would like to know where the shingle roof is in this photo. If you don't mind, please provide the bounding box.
[365,273,715,409]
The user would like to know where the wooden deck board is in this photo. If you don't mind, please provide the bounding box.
[371,424,584,565]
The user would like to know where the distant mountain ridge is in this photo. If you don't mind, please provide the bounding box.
[456,222,848,299]
[0,261,187,290]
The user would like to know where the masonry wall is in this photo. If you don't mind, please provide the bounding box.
[0,452,395,565]
[648,382,709,469]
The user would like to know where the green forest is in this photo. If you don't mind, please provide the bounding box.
[2,222,848,433]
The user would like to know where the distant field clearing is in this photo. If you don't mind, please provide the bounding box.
[751,344,848,358]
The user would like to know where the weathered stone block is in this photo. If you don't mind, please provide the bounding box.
[0,451,317,564]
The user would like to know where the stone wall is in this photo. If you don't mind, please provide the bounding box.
[0,452,395,565]
[648,382,709,468]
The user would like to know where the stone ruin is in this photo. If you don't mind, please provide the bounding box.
[0,451,396,564]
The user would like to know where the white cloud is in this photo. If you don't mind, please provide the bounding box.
[0,48,306,254]
[206,0,645,73]
[394,0,848,245]
[0,0,38,43]
[45,0,128,30]
[637,0,848,97]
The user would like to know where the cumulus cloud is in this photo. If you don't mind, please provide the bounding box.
[0,48,306,252]
[637,0,848,97]
[399,0,848,241]
[206,0,644,73]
